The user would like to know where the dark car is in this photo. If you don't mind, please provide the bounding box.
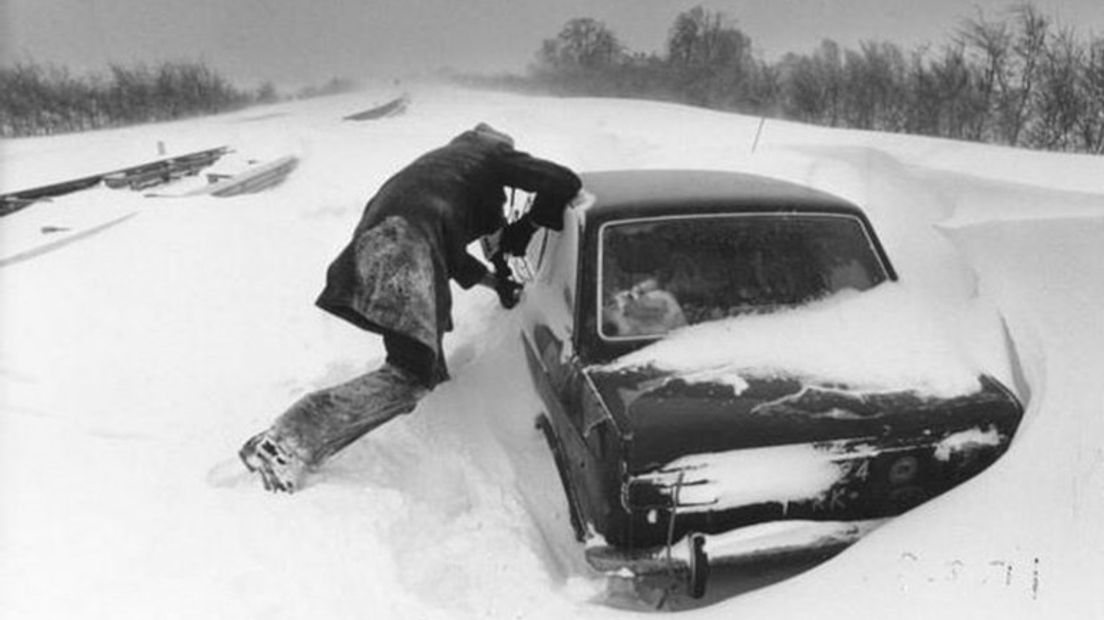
[505,170,1024,598]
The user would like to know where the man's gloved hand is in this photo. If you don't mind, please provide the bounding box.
[495,275,523,309]
[499,216,537,256]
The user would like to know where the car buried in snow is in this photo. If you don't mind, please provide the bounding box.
[500,169,1025,598]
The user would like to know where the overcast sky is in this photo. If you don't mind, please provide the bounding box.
[5,0,1104,87]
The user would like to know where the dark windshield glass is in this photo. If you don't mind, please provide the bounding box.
[599,214,888,339]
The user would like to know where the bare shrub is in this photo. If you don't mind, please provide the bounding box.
[0,59,263,137]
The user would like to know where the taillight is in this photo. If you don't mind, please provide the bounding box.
[887,455,920,485]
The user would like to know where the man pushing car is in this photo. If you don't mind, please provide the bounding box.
[240,123,581,492]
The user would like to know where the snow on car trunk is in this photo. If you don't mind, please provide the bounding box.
[606,282,983,399]
[633,442,848,512]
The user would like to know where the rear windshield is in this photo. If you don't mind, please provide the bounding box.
[598,214,888,339]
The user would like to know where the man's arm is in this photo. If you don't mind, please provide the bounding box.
[476,271,497,290]
[453,252,489,289]
[493,150,580,256]
[497,150,581,231]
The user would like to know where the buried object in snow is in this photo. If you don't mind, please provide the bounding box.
[342,94,410,121]
[504,170,1025,598]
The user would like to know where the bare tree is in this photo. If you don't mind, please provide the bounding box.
[958,10,1012,141]
[1027,27,1082,149]
[1004,3,1050,145]
[779,39,844,125]
[1076,37,1104,152]
[842,41,908,131]
[667,5,750,70]
[537,18,622,71]
[958,4,1051,145]
[905,44,979,138]
[667,7,707,68]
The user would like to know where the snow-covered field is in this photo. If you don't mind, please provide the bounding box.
[1,84,1102,619]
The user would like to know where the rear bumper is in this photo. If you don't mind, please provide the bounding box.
[585,518,884,575]
[695,518,883,566]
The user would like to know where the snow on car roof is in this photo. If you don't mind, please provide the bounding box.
[578,169,866,218]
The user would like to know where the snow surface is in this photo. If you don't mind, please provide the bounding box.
[607,284,984,399]
[2,83,1103,619]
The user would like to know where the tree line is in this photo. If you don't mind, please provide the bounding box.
[0,60,362,138]
[0,61,268,137]
[464,3,1104,154]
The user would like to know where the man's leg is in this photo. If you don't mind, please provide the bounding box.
[383,331,443,388]
[241,364,427,492]
[270,363,429,465]
[241,333,437,492]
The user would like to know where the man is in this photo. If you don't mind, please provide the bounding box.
[240,123,581,492]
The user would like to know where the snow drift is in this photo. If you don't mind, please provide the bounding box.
[1,83,1102,619]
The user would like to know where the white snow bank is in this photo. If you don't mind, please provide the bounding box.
[3,83,1102,619]
[608,283,982,398]
[719,215,1104,620]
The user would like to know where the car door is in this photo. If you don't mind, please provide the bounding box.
[518,205,582,422]
[520,199,634,532]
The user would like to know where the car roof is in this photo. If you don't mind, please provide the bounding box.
[577,169,866,219]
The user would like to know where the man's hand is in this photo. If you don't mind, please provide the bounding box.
[477,267,523,309]
[495,276,523,309]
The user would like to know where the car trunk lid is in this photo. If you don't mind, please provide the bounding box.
[584,365,1023,474]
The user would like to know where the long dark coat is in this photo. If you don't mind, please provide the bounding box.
[316,129,581,371]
